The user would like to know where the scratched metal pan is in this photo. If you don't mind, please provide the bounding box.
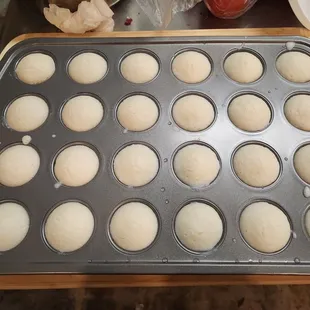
[0,35,310,274]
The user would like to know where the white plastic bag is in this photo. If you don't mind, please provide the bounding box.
[136,0,201,28]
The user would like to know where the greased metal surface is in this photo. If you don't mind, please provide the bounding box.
[0,36,310,274]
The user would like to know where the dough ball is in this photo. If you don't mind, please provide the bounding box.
[276,51,310,83]
[240,201,291,253]
[233,144,280,187]
[6,95,49,132]
[110,202,158,251]
[172,51,211,83]
[228,94,271,132]
[68,52,107,84]
[0,202,30,251]
[45,202,94,253]
[172,95,215,131]
[224,52,263,83]
[113,144,159,187]
[285,94,310,131]
[117,95,158,131]
[62,95,104,132]
[54,145,99,187]
[294,144,310,184]
[15,53,55,85]
[121,53,159,83]
[304,208,310,237]
[0,145,40,187]
[175,202,223,252]
[173,144,220,187]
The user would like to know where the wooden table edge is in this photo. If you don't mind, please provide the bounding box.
[1,27,310,289]
[0,274,310,289]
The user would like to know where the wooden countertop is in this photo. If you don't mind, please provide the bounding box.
[2,274,310,289]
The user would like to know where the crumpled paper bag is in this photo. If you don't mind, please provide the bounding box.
[44,0,114,34]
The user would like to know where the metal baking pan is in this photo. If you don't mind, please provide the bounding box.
[1,35,310,274]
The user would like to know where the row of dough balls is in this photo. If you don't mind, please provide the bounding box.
[5,93,310,133]
[15,50,310,86]
[1,142,310,188]
[4,94,156,133]
[0,200,299,254]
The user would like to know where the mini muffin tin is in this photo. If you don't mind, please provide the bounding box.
[1,35,310,274]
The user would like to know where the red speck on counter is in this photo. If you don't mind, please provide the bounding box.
[124,17,133,26]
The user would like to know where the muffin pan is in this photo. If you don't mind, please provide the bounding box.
[1,36,310,274]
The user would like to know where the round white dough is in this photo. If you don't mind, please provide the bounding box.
[173,144,220,187]
[233,144,280,187]
[0,202,30,252]
[62,95,104,132]
[121,53,159,83]
[285,94,310,131]
[117,95,158,131]
[240,201,291,253]
[172,95,215,131]
[294,144,310,184]
[113,144,159,187]
[110,202,158,251]
[15,53,55,85]
[172,51,211,83]
[175,202,223,252]
[304,208,310,237]
[0,145,40,187]
[228,94,271,132]
[6,96,49,132]
[68,52,107,84]
[224,52,263,83]
[54,145,99,187]
[276,51,310,83]
[45,202,94,253]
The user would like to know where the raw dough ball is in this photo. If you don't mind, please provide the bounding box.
[0,202,30,252]
[304,208,310,237]
[6,95,49,132]
[276,51,310,83]
[120,53,159,83]
[172,51,211,83]
[62,95,104,132]
[233,144,280,187]
[294,144,310,184]
[54,145,99,187]
[175,202,223,252]
[15,53,55,85]
[240,201,291,253]
[45,202,94,253]
[224,52,263,83]
[228,94,271,132]
[117,95,158,131]
[0,145,40,187]
[285,94,310,131]
[172,95,215,131]
[110,202,158,251]
[113,144,159,186]
[173,144,220,187]
[68,52,107,84]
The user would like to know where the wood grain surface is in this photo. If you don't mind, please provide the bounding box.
[2,274,310,289]
[1,27,310,288]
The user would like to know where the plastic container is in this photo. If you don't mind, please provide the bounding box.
[204,0,258,19]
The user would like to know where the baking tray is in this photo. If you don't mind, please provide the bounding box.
[1,35,310,275]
